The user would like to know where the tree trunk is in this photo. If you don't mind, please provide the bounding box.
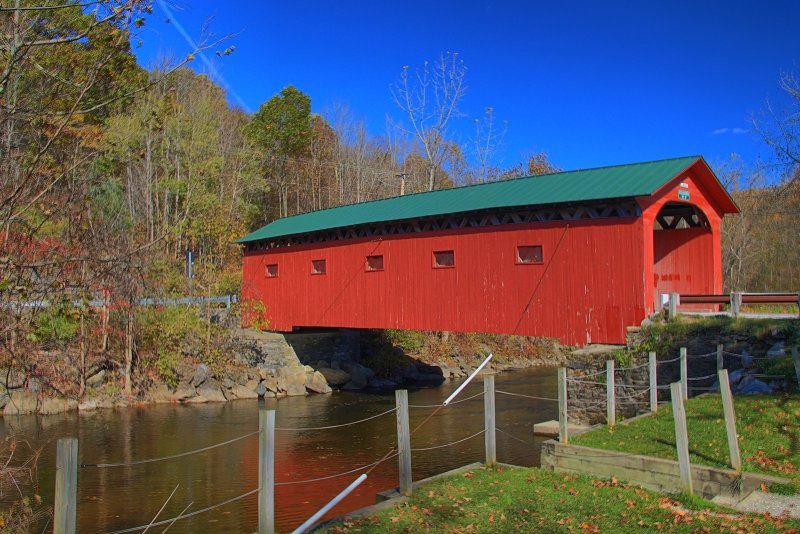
[124,305,133,396]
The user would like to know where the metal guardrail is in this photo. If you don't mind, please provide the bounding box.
[2,294,239,310]
[666,291,799,319]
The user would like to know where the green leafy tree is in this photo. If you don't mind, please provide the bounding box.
[245,85,314,217]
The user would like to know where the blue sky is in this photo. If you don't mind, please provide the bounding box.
[134,1,800,175]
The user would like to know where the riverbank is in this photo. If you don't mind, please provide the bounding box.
[1,326,568,417]
[320,465,800,533]
[2,314,795,417]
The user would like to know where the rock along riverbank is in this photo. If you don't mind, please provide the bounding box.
[1,327,568,417]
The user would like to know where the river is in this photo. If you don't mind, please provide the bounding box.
[0,367,558,533]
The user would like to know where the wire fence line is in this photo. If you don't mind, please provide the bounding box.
[275,407,397,431]
[686,372,717,382]
[495,426,537,447]
[411,429,486,452]
[569,398,608,408]
[275,453,399,486]
[616,361,650,371]
[103,487,259,534]
[615,389,651,400]
[80,430,262,469]
[567,379,607,386]
[408,390,484,408]
[568,368,607,378]
[615,382,651,390]
[495,389,558,402]
[723,350,787,362]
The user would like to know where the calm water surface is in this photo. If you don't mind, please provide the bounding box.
[0,367,558,533]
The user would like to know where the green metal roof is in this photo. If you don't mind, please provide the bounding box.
[239,155,702,243]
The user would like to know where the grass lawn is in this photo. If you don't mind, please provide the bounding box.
[321,466,800,533]
[573,394,799,492]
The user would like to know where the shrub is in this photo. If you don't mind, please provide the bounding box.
[26,302,79,348]
[137,306,206,385]
[385,329,426,353]
[241,298,270,331]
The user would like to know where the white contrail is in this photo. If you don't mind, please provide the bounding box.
[155,0,250,111]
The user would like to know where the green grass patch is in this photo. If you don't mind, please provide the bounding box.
[573,394,799,489]
[322,466,800,533]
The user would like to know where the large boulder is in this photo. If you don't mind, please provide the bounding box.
[275,367,307,396]
[736,376,771,395]
[39,397,78,415]
[3,391,38,415]
[197,378,227,402]
[367,378,398,391]
[285,382,307,396]
[318,368,350,387]
[191,364,211,387]
[767,342,785,358]
[229,384,258,400]
[401,363,421,381]
[728,368,744,384]
[86,369,106,387]
[348,363,374,388]
[305,371,332,394]
[254,382,276,398]
[174,385,197,402]
[78,398,114,411]
[148,383,175,404]
[258,369,279,393]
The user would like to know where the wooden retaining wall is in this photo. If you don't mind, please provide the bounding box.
[540,440,788,500]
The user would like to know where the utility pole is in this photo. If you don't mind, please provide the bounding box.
[395,172,410,196]
[186,248,194,298]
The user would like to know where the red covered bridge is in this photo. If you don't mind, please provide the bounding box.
[240,156,738,346]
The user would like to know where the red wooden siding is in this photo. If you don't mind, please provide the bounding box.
[243,218,646,346]
[653,227,715,298]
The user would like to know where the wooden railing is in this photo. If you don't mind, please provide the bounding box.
[666,292,799,319]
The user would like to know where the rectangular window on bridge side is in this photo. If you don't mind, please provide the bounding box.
[366,254,384,271]
[433,250,455,269]
[265,263,278,278]
[311,259,327,275]
[516,245,543,265]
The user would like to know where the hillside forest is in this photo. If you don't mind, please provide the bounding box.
[0,1,798,401]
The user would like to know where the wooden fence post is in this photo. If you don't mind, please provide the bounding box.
[395,390,412,496]
[649,351,658,413]
[54,437,78,534]
[670,382,693,495]
[717,370,741,472]
[484,375,496,467]
[680,347,688,400]
[606,360,616,426]
[792,347,800,393]
[259,409,275,534]
[669,292,679,321]
[716,344,724,372]
[558,367,568,444]
[731,292,742,318]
